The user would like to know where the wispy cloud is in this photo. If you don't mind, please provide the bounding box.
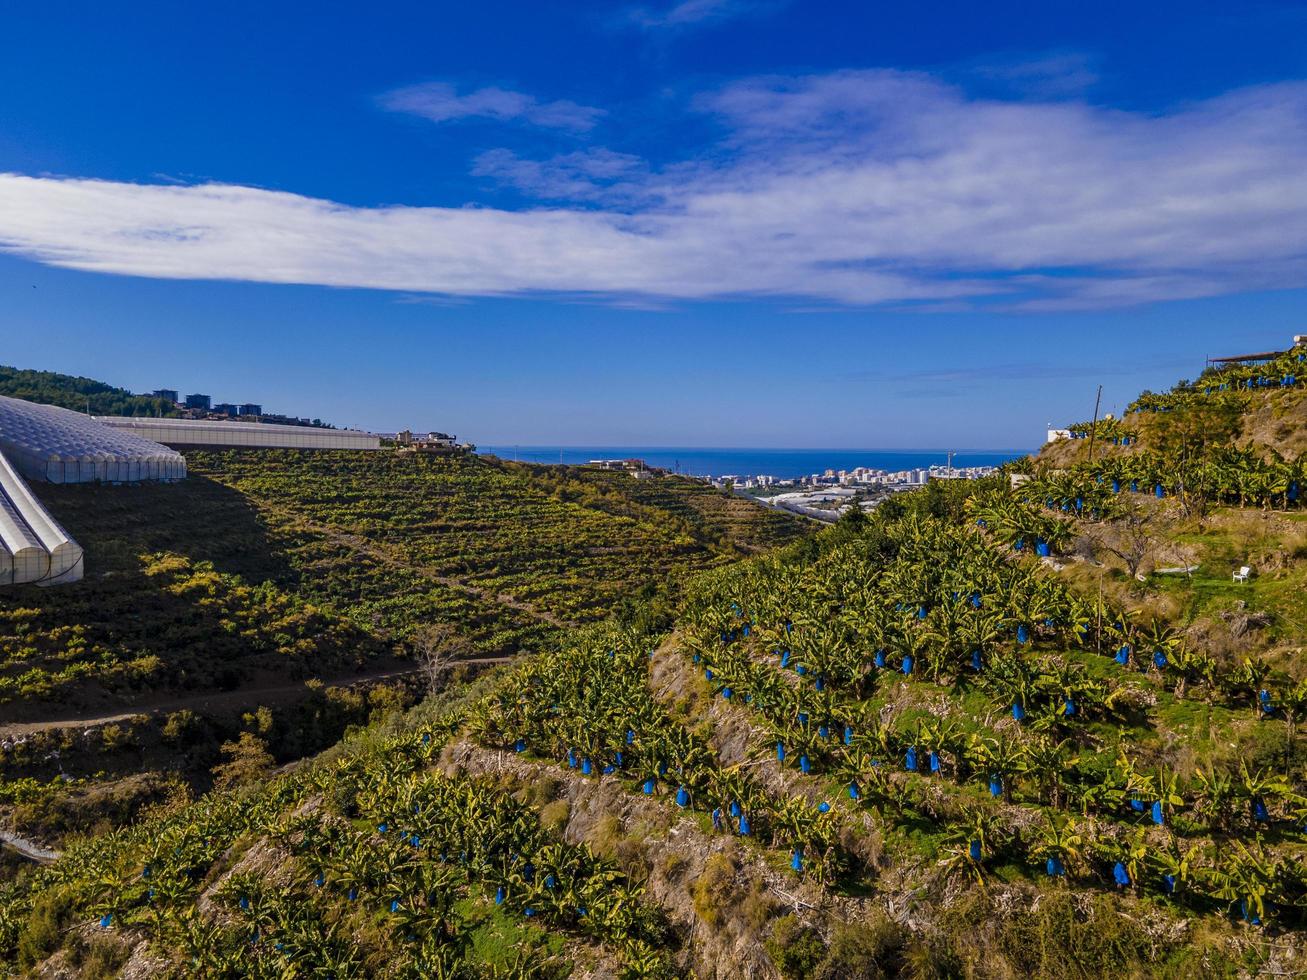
[843,355,1196,388]
[472,147,651,202]
[3,70,1307,309]
[379,82,603,132]
[961,51,1100,99]
[625,0,777,29]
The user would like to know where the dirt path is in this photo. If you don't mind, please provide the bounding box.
[0,657,511,738]
[0,830,60,862]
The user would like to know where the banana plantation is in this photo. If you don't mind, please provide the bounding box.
[677,510,1307,927]
[3,352,1307,977]
[0,712,678,978]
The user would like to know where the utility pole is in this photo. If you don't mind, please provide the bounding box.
[1086,384,1104,464]
[1097,566,1104,656]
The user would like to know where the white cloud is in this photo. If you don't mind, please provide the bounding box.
[379,82,603,132]
[3,70,1307,309]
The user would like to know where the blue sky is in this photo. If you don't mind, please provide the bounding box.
[2,1,1306,448]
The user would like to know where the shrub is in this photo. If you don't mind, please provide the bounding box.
[813,917,905,980]
[766,915,825,979]
[71,933,129,979]
[659,850,689,882]
[740,880,777,930]
[210,732,275,790]
[16,888,74,969]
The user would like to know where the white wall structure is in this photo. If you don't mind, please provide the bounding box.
[0,448,83,585]
[94,416,381,450]
[0,396,186,484]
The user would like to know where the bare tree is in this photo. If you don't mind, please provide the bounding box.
[411,623,471,696]
[1093,499,1159,579]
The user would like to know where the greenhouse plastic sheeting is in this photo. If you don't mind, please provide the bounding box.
[93,416,381,450]
[0,395,186,484]
[0,447,83,585]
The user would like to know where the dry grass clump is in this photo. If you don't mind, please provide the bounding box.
[690,851,738,928]
[538,799,570,834]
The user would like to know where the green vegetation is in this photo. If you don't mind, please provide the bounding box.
[0,682,678,978]
[0,428,806,867]
[0,365,181,418]
[4,352,1307,977]
[0,449,804,709]
[185,450,806,643]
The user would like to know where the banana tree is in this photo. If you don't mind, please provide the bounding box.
[966,733,1028,803]
[1150,839,1201,899]
[940,806,1005,885]
[1210,841,1275,925]
[1238,763,1291,827]
[1193,767,1238,832]
[1028,811,1083,877]
[1025,735,1072,808]
[1279,678,1307,771]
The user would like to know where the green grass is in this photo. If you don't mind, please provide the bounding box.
[458,898,570,973]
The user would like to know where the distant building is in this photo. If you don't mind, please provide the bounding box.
[184,393,211,411]
[212,403,238,416]
[393,429,459,454]
[153,389,179,404]
[238,403,262,417]
[1047,428,1071,443]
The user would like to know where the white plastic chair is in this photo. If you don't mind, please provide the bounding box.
[1233,566,1250,583]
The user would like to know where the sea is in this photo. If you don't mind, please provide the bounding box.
[476,447,1030,481]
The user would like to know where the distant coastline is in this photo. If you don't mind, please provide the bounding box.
[476,446,1029,481]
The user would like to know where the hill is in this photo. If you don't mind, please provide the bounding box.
[1,349,1304,978]
[0,366,181,419]
[0,377,810,859]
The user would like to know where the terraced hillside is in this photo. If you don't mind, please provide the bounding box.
[1,451,804,714]
[187,451,809,641]
[4,349,1306,978]
[1044,342,1307,470]
[0,432,807,861]
[517,463,810,556]
[5,486,1304,973]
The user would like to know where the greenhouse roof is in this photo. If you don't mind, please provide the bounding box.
[0,395,186,484]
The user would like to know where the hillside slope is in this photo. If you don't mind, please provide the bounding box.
[0,377,809,859]
[3,351,1305,978]
[0,366,181,419]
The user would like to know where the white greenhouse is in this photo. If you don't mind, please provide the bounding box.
[93,416,381,451]
[0,395,187,484]
[0,448,83,585]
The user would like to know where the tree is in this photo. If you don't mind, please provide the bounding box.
[411,624,471,697]
[1279,679,1307,772]
[1091,498,1159,579]
[210,732,276,790]
[836,504,869,537]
